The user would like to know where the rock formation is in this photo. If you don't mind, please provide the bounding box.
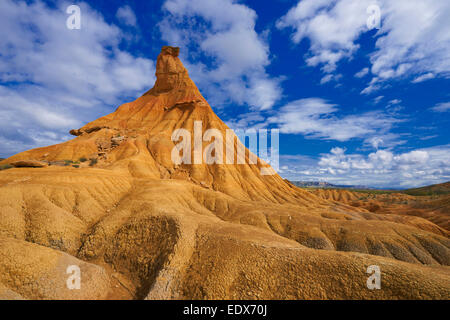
[0,46,448,300]
[10,160,48,168]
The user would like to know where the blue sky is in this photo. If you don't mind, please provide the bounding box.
[0,0,449,188]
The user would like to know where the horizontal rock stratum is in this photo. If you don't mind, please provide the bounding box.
[0,46,449,300]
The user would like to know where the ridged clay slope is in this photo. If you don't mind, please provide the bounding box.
[310,188,450,232]
[0,46,449,299]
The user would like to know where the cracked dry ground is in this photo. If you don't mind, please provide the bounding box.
[0,167,449,300]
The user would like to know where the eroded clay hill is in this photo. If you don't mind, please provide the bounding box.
[310,187,450,232]
[0,47,449,300]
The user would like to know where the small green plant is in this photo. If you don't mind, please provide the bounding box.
[0,164,13,171]
[64,160,73,166]
[89,158,98,166]
[72,164,79,168]
[79,157,87,162]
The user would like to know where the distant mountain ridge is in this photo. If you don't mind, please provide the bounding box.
[404,181,450,196]
[288,180,372,190]
[289,180,450,193]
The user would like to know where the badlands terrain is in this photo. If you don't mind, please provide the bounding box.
[0,46,449,300]
[309,183,450,232]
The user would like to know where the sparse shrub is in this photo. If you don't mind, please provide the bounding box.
[64,160,73,166]
[89,158,98,166]
[72,165,79,168]
[0,164,13,171]
[79,157,87,162]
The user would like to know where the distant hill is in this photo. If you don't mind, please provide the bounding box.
[403,181,450,196]
[289,180,450,196]
[288,180,372,190]
[289,181,334,188]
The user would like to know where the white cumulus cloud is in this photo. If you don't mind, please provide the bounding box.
[159,0,282,110]
[280,145,450,188]
[355,67,369,78]
[267,98,401,143]
[278,0,450,93]
[0,0,155,157]
[116,5,137,27]
[430,102,450,112]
